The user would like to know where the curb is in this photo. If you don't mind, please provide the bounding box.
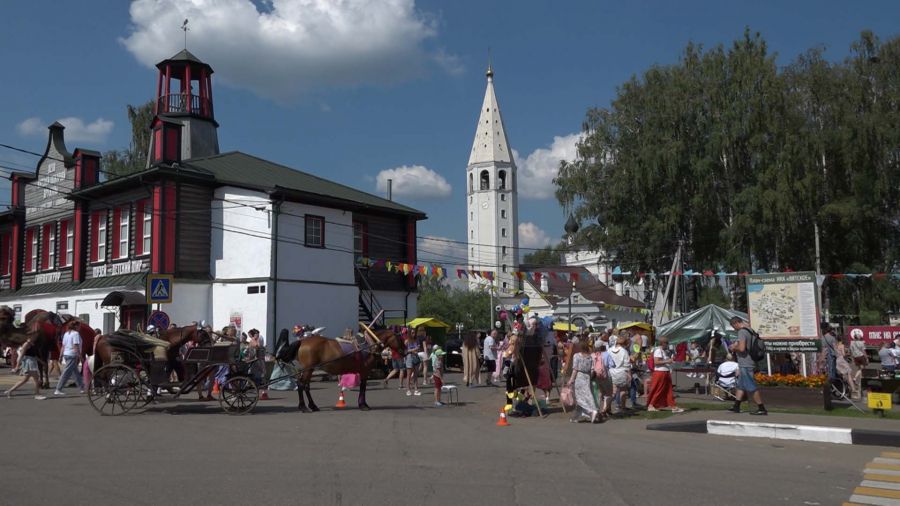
[646,419,900,447]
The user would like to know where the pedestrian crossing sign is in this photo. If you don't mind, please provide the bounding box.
[147,274,174,304]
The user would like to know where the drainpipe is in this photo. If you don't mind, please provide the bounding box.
[387,179,393,201]
[269,196,283,353]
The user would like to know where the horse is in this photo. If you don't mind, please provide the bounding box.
[0,306,95,388]
[88,324,212,383]
[277,328,404,412]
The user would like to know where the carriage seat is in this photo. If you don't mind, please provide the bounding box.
[107,330,171,360]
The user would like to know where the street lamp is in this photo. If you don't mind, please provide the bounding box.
[564,214,580,334]
[455,322,464,340]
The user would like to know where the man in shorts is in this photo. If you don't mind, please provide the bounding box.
[728,316,767,415]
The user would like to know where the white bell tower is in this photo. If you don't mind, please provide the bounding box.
[466,64,519,293]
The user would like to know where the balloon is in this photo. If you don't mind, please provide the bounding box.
[521,298,530,306]
[512,305,519,312]
[495,320,502,328]
[499,311,508,321]
[495,305,502,313]
[522,305,530,313]
[542,316,554,327]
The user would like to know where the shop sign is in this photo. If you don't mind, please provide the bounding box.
[93,259,145,279]
[34,272,62,285]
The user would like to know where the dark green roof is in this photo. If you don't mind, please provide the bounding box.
[15,280,75,297]
[183,151,425,218]
[156,49,212,71]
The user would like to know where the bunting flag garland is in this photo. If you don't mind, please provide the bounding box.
[355,256,900,285]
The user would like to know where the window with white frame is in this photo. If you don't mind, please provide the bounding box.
[65,222,74,266]
[46,225,55,270]
[97,216,107,262]
[30,230,38,271]
[304,215,324,248]
[501,228,507,238]
[142,204,152,255]
[118,209,129,259]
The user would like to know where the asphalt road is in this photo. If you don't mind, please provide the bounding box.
[0,371,886,506]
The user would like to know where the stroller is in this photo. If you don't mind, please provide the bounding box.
[710,366,738,402]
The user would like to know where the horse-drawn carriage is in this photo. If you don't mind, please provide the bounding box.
[88,330,260,416]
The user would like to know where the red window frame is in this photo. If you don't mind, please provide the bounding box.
[24,227,36,272]
[0,232,10,276]
[41,223,54,271]
[353,221,368,259]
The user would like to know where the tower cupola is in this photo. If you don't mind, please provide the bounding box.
[148,49,219,164]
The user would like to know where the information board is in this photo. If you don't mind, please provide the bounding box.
[746,271,821,352]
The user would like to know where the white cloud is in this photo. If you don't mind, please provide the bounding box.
[122,0,458,102]
[417,235,467,264]
[17,116,114,144]
[518,222,551,249]
[513,133,580,199]
[376,165,451,198]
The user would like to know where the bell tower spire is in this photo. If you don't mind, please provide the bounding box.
[465,63,519,294]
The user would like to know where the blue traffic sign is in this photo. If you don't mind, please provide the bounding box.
[146,274,174,304]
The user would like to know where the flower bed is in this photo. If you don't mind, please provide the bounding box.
[753,374,826,409]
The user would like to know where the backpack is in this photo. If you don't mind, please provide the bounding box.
[746,328,766,362]
[591,351,608,379]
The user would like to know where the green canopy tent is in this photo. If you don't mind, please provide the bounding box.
[656,304,748,345]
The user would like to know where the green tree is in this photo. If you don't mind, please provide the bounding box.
[417,276,492,330]
[103,101,155,178]
[555,29,900,319]
[522,242,566,265]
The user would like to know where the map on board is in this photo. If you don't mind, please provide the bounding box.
[746,271,821,352]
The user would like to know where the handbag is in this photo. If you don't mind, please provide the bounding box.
[560,384,575,409]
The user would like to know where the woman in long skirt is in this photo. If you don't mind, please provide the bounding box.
[646,336,683,412]
[461,333,482,387]
[567,339,598,423]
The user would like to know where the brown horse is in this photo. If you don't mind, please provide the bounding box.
[277,328,404,412]
[89,325,212,382]
[0,306,95,388]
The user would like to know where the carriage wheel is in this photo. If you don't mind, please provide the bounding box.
[219,376,259,415]
[88,365,142,416]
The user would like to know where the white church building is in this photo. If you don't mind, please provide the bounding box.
[466,65,520,294]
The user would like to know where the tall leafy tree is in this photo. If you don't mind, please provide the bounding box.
[103,101,155,178]
[556,29,900,320]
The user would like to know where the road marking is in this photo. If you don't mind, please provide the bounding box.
[868,469,900,477]
[848,495,900,506]
[869,464,900,472]
[854,487,900,499]
[866,475,900,484]
[875,458,900,465]
[885,453,900,459]
[861,481,900,491]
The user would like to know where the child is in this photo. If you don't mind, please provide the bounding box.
[431,344,446,407]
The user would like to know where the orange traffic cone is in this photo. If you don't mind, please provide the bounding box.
[496,407,510,427]
[212,381,220,396]
[260,390,270,401]
[335,390,347,408]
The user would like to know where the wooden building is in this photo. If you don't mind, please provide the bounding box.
[0,50,424,341]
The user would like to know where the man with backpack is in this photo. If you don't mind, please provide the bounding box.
[728,316,768,415]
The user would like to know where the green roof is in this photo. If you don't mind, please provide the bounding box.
[183,151,425,218]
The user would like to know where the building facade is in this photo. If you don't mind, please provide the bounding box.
[0,50,424,345]
[465,65,519,294]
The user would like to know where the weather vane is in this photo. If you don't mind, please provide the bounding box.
[181,19,189,50]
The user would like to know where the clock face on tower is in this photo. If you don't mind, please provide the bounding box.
[481,201,489,209]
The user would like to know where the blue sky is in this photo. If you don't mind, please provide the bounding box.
[1,0,898,266]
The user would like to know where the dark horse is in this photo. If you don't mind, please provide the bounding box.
[278,328,404,412]
[89,325,212,383]
[0,306,95,388]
